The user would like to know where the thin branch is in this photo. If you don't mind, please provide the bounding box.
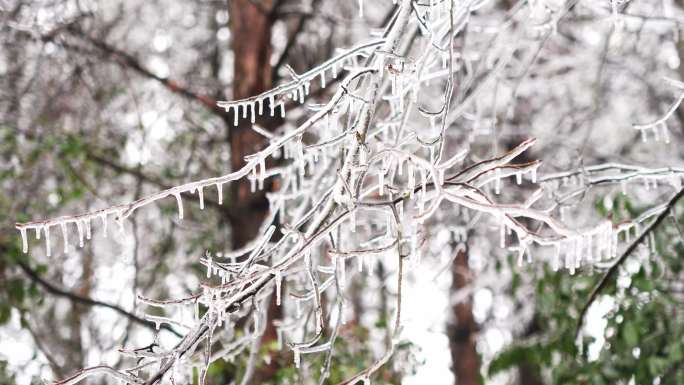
[17,261,182,338]
[575,187,684,338]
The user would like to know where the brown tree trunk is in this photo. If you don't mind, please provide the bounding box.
[227,0,275,248]
[447,246,480,385]
[227,1,282,382]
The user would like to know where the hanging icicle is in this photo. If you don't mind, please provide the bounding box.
[44,225,51,257]
[174,192,184,220]
[76,219,84,248]
[275,270,282,306]
[20,227,28,254]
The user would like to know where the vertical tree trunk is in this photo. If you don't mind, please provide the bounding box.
[227,1,282,381]
[447,246,481,385]
[227,0,275,248]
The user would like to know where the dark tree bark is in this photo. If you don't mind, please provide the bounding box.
[447,246,481,385]
[226,1,283,381]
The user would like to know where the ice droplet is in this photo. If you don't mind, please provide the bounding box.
[174,193,184,220]
[76,219,84,248]
[293,347,301,368]
[275,270,282,306]
[44,225,51,257]
[20,228,28,253]
[216,183,223,205]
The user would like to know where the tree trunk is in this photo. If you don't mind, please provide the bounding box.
[227,1,282,382]
[447,246,480,385]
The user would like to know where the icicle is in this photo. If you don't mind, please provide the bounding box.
[293,347,301,369]
[275,270,282,306]
[233,105,239,126]
[76,220,84,248]
[661,123,671,144]
[279,102,286,118]
[516,244,525,267]
[250,102,256,123]
[250,169,257,193]
[268,95,275,116]
[649,231,656,254]
[36,227,41,240]
[174,193,184,220]
[242,103,248,119]
[216,183,223,205]
[61,222,69,253]
[258,157,266,190]
[530,168,537,183]
[358,0,363,18]
[552,243,560,271]
[117,218,125,235]
[100,212,108,238]
[640,128,647,142]
[85,219,91,240]
[320,71,326,88]
[198,186,205,210]
[44,225,51,257]
[20,228,28,254]
[516,172,522,185]
[258,98,264,115]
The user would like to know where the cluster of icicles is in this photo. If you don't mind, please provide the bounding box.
[216,39,384,126]
[15,182,225,257]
